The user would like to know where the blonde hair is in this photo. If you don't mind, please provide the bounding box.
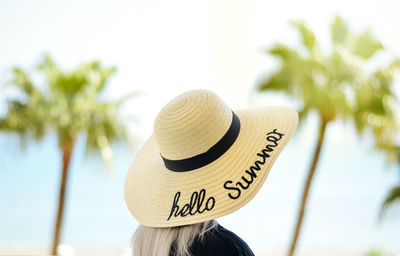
[132,220,218,256]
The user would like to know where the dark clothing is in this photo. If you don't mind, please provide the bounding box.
[170,224,255,256]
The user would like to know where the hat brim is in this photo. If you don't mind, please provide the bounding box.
[124,106,298,227]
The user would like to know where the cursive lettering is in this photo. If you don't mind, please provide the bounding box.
[167,189,215,221]
[224,129,284,200]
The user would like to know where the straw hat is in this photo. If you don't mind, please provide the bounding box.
[124,89,298,227]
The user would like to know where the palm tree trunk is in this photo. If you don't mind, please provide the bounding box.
[287,119,328,256]
[51,143,74,255]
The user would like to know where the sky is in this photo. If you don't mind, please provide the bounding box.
[1,0,400,128]
[0,0,400,255]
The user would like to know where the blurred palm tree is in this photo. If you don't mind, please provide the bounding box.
[257,16,399,256]
[0,55,136,255]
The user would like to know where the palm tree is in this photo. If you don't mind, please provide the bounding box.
[256,16,399,256]
[0,55,135,255]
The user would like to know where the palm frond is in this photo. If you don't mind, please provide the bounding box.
[290,21,316,51]
[9,68,39,96]
[331,15,349,44]
[258,68,294,92]
[380,185,400,218]
[351,29,383,59]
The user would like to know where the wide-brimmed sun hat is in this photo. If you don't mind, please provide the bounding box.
[124,89,298,227]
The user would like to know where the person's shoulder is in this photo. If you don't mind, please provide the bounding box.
[191,223,255,256]
[213,224,255,255]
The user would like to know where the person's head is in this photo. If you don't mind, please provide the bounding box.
[124,89,298,255]
[133,220,217,256]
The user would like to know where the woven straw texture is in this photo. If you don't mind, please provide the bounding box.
[124,89,298,227]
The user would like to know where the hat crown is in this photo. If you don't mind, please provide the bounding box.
[154,90,232,160]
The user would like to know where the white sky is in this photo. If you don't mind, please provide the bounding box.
[1,0,399,137]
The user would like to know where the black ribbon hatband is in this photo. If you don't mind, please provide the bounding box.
[160,110,241,172]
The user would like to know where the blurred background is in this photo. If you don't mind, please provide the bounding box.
[0,0,399,256]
